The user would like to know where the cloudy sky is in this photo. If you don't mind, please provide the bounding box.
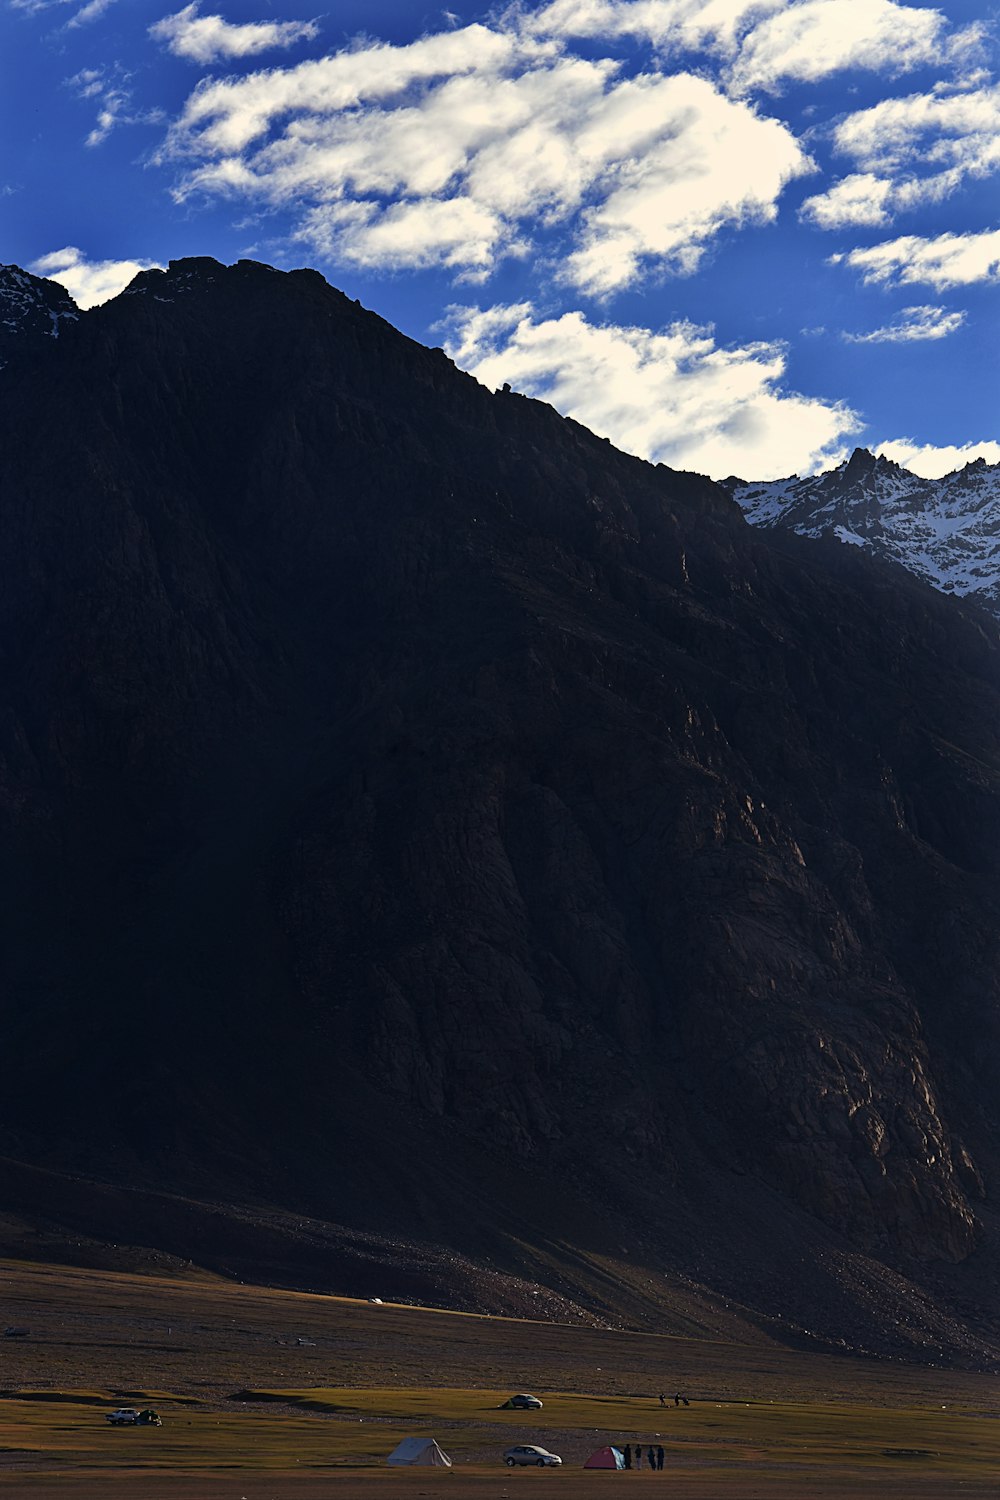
[2,0,997,478]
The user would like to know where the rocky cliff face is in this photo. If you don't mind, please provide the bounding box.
[726,447,1000,612]
[1,258,1000,1359]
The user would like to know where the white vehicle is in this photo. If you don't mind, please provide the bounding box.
[504,1444,562,1467]
[106,1408,140,1426]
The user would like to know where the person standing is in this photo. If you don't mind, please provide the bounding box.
[657,1445,665,1471]
[647,1445,656,1471]
[623,1443,632,1469]
[635,1444,643,1470]
[658,1391,666,1407]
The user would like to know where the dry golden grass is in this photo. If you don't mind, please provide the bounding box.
[1,1258,998,1496]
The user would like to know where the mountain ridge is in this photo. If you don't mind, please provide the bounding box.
[725,447,1000,612]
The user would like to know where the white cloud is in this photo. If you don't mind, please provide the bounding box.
[10,0,115,19]
[833,81,1000,174]
[165,24,529,156]
[561,72,810,293]
[67,66,104,98]
[87,100,126,146]
[843,304,966,343]
[800,171,894,228]
[815,84,1000,219]
[728,0,963,95]
[65,63,162,145]
[298,196,509,278]
[528,0,971,94]
[29,247,163,308]
[830,227,1000,289]
[441,302,859,479]
[66,64,124,144]
[150,4,319,65]
[875,438,1000,477]
[66,0,115,25]
[525,0,786,53]
[806,82,1000,225]
[526,5,992,239]
[161,26,810,288]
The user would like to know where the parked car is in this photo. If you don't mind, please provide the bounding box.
[106,1409,140,1426]
[106,1407,161,1427]
[506,1393,543,1409]
[504,1444,562,1467]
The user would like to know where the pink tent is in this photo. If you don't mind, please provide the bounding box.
[584,1445,625,1469]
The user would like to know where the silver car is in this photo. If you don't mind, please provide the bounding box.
[106,1408,140,1426]
[504,1444,562,1467]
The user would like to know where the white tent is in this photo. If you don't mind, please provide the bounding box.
[386,1437,452,1467]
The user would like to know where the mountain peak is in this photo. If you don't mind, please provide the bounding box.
[0,263,78,367]
[122,256,227,299]
[843,446,877,474]
[121,256,286,303]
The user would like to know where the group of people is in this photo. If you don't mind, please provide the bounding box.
[621,1443,665,1471]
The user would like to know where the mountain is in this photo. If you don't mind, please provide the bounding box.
[2,258,1000,1363]
[0,263,78,369]
[725,447,1000,613]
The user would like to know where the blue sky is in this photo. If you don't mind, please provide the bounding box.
[1,0,997,478]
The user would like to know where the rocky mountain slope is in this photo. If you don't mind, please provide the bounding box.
[1,259,1000,1363]
[726,448,1000,612]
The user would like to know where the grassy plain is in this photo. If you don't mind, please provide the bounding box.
[1,1258,998,1497]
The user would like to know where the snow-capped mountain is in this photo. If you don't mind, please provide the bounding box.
[0,264,78,368]
[724,447,1000,613]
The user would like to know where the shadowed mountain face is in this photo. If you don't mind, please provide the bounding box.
[2,258,1000,1360]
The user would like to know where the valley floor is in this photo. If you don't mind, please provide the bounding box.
[1,1260,998,1497]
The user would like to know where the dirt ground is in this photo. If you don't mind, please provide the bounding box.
[10,1468,1000,1499]
[1,1259,997,1497]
